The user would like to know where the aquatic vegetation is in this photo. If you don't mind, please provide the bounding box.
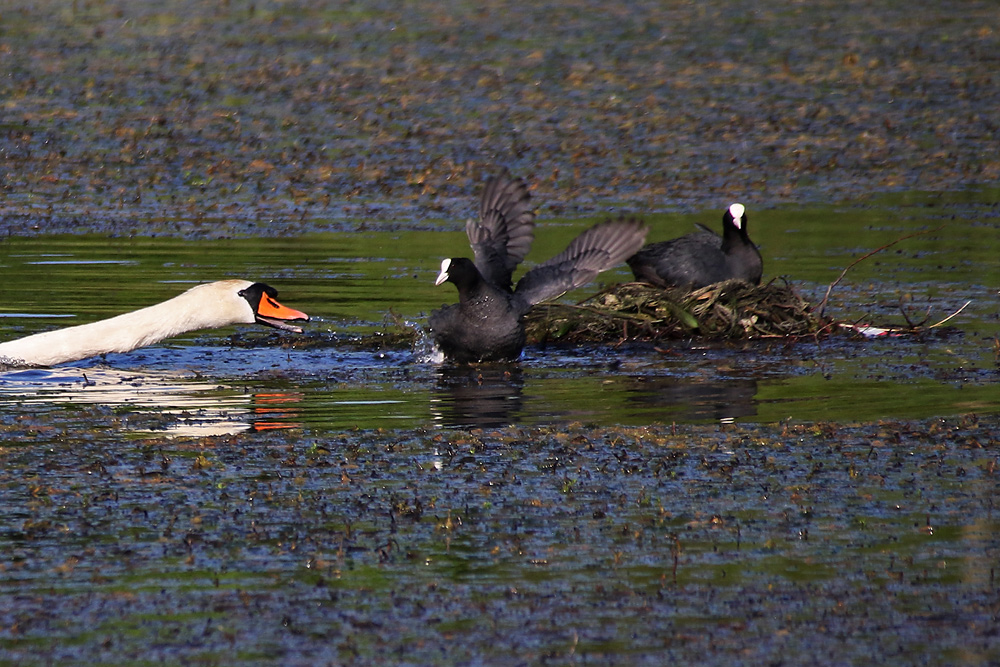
[526,279,826,343]
[1,1,998,236]
[0,416,997,664]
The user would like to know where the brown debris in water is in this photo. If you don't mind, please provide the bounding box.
[525,279,829,344]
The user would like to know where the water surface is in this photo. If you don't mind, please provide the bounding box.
[0,189,997,434]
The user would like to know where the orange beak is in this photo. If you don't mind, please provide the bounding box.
[255,293,309,333]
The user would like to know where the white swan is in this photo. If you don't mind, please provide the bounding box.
[0,280,308,367]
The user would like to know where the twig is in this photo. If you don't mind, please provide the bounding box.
[928,300,971,329]
[898,297,932,328]
[816,225,943,318]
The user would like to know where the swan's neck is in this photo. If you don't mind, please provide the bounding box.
[0,283,252,367]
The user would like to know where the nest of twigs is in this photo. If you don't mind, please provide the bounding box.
[524,279,829,344]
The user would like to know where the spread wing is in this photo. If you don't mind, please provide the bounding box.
[465,168,536,291]
[514,217,648,308]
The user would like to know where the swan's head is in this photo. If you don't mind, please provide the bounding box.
[184,281,308,332]
[235,282,309,333]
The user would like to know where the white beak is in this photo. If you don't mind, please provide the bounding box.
[728,203,746,229]
[434,258,451,286]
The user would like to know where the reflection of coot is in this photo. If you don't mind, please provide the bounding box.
[627,376,758,422]
[431,365,524,428]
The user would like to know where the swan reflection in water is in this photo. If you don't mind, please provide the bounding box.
[0,366,303,437]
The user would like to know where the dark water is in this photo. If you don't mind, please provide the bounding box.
[1,188,997,434]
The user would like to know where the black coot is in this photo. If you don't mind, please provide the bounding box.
[429,169,648,363]
[627,203,762,289]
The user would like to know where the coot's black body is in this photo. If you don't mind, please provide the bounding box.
[429,256,528,363]
[430,169,648,363]
[627,203,762,289]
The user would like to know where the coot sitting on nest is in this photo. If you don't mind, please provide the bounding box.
[627,203,762,289]
[429,169,648,363]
